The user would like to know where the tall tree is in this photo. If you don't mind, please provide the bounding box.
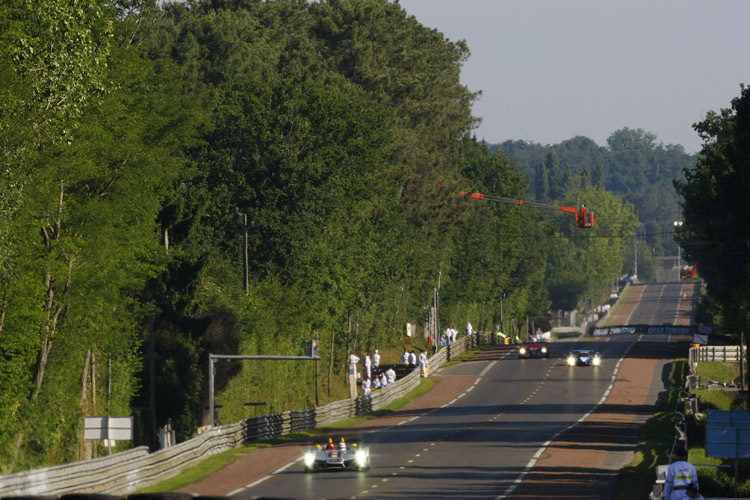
[676,84,750,333]
[545,150,562,200]
[535,161,550,202]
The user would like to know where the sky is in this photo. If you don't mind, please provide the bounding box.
[397,0,750,154]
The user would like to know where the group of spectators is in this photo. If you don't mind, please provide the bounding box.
[400,349,429,377]
[350,350,398,396]
[361,366,397,396]
[441,320,475,345]
[353,319,481,396]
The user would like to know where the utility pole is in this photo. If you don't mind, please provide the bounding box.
[242,213,250,294]
[148,316,156,447]
[500,293,506,334]
[741,332,745,408]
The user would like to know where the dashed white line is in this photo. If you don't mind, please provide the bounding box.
[494,335,643,499]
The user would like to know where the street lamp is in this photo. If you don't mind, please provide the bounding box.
[674,221,683,278]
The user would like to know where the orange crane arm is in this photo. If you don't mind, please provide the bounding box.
[460,192,594,228]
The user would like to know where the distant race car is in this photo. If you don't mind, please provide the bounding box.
[303,439,370,472]
[518,341,549,359]
[566,349,601,366]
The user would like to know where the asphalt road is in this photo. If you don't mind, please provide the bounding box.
[611,281,695,327]
[232,337,658,499]
[186,281,691,499]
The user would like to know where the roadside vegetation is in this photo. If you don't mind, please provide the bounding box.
[3,0,708,473]
[614,342,750,498]
[613,344,688,500]
[601,284,634,327]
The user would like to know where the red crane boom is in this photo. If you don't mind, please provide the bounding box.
[460,191,594,229]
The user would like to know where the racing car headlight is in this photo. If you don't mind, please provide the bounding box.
[567,356,576,366]
[592,356,601,366]
[519,347,526,354]
[355,450,368,466]
[541,346,548,353]
[304,452,316,467]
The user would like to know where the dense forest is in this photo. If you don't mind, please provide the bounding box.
[1,0,639,471]
[495,130,698,281]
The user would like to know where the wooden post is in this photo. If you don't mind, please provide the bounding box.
[742,332,746,408]
[242,213,249,295]
[315,353,320,407]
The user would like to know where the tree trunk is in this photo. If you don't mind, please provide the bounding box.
[13,183,73,468]
[81,350,92,409]
[0,292,7,337]
[328,329,335,396]
[31,257,73,400]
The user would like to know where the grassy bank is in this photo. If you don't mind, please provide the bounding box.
[612,346,687,500]
[614,342,750,498]
[601,284,634,327]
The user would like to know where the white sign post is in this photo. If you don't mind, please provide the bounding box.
[84,416,133,454]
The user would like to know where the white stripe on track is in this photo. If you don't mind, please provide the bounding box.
[494,335,643,499]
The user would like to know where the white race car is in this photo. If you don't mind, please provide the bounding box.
[303,439,370,472]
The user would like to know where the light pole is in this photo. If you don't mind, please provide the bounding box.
[500,293,506,334]
[674,221,683,279]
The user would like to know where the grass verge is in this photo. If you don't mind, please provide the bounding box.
[612,345,687,500]
[602,284,633,327]
[613,341,750,498]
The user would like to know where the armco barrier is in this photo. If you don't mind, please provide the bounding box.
[0,334,487,497]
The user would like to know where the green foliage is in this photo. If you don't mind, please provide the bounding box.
[545,185,639,309]
[0,0,651,471]
[677,84,750,335]
[498,128,697,261]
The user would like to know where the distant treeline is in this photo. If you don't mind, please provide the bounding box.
[0,0,637,471]
[494,129,698,259]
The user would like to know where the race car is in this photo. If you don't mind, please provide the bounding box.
[566,349,601,366]
[303,438,370,472]
[518,341,549,358]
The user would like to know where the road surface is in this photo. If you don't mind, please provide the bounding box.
[180,282,694,499]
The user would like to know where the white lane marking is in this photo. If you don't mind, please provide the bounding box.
[675,282,686,324]
[231,348,508,497]
[228,458,300,494]
[494,335,643,500]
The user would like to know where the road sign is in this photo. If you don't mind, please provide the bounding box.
[84,416,133,441]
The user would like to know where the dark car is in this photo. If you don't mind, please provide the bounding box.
[566,349,601,366]
[518,341,549,358]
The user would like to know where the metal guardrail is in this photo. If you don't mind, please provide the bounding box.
[0,334,487,496]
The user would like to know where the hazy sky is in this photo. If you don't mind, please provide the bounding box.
[397,0,749,153]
